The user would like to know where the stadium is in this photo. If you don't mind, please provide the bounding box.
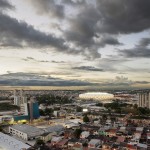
[79,92,114,102]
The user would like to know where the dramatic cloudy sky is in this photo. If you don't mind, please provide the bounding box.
[0,0,150,88]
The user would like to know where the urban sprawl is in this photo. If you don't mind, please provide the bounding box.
[0,89,150,150]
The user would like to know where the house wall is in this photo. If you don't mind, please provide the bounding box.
[9,127,28,140]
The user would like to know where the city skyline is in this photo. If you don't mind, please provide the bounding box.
[0,0,150,89]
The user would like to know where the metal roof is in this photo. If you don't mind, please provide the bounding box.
[0,132,30,150]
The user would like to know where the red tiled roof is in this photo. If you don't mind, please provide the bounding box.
[127,144,137,150]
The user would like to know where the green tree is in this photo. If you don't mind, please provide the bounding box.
[137,107,150,115]
[76,106,82,112]
[133,104,138,109]
[39,109,45,116]
[82,143,88,147]
[44,108,53,116]
[74,128,82,138]
[35,139,45,146]
[96,103,103,107]
[102,114,107,121]
[0,103,20,111]
[83,115,90,122]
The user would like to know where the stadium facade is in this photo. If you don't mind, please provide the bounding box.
[79,92,114,102]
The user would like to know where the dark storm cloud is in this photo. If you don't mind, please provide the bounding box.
[2,0,150,60]
[63,2,121,60]
[138,38,150,47]
[135,81,150,84]
[73,66,104,72]
[63,0,150,59]
[98,36,122,46]
[96,0,150,34]
[61,0,86,6]
[118,37,150,58]
[22,57,67,63]
[0,0,14,10]
[0,72,93,86]
[51,60,65,63]
[28,0,64,19]
[0,13,68,49]
[119,48,150,58]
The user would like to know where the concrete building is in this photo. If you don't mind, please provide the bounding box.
[80,131,90,139]
[9,124,44,140]
[138,92,150,108]
[88,139,101,149]
[14,89,27,106]
[20,103,28,115]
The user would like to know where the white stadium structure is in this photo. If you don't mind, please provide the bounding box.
[79,92,114,102]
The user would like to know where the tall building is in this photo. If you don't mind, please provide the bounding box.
[28,97,40,122]
[14,89,27,106]
[138,92,150,108]
[14,97,40,122]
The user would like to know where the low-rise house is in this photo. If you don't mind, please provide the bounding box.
[102,143,111,150]
[44,125,64,134]
[56,139,68,149]
[68,138,79,148]
[51,136,63,145]
[99,128,107,136]
[80,124,100,132]
[126,144,137,150]
[73,143,82,150]
[75,139,88,147]
[105,128,117,137]
[64,122,79,128]
[64,128,74,138]
[136,127,143,132]
[119,127,126,133]
[128,138,139,145]
[80,131,90,139]
[134,131,141,140]
[39,132,56,142]
[137,143,147,150]
[88,139,101,149]
[116,136,125,143]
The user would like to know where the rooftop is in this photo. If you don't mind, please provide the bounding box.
[10,124,44,137]
[0,132,30,150]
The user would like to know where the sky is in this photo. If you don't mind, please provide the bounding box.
[0,0,150,89]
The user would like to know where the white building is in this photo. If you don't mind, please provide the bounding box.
[138,92,150,108]
[51,136,63,144]
[9,124,44,140]
[80,131,90,139]
[14,89,27,106]
[88,139,101,148]
[20,103,28,115]
[79,92,114,102]
[0,132,30,150]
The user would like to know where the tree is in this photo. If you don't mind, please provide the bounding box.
[96,103,103,107]
[133,104,138,109]
[83,115,90,122]
[44,108,53,116]
[35,139,45,146]
[39,109,45,116]
[74,129,82,138]
[82,143,88,147]
[76,106,82,112]
[102,114,107,121]
[137,107,150,115]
